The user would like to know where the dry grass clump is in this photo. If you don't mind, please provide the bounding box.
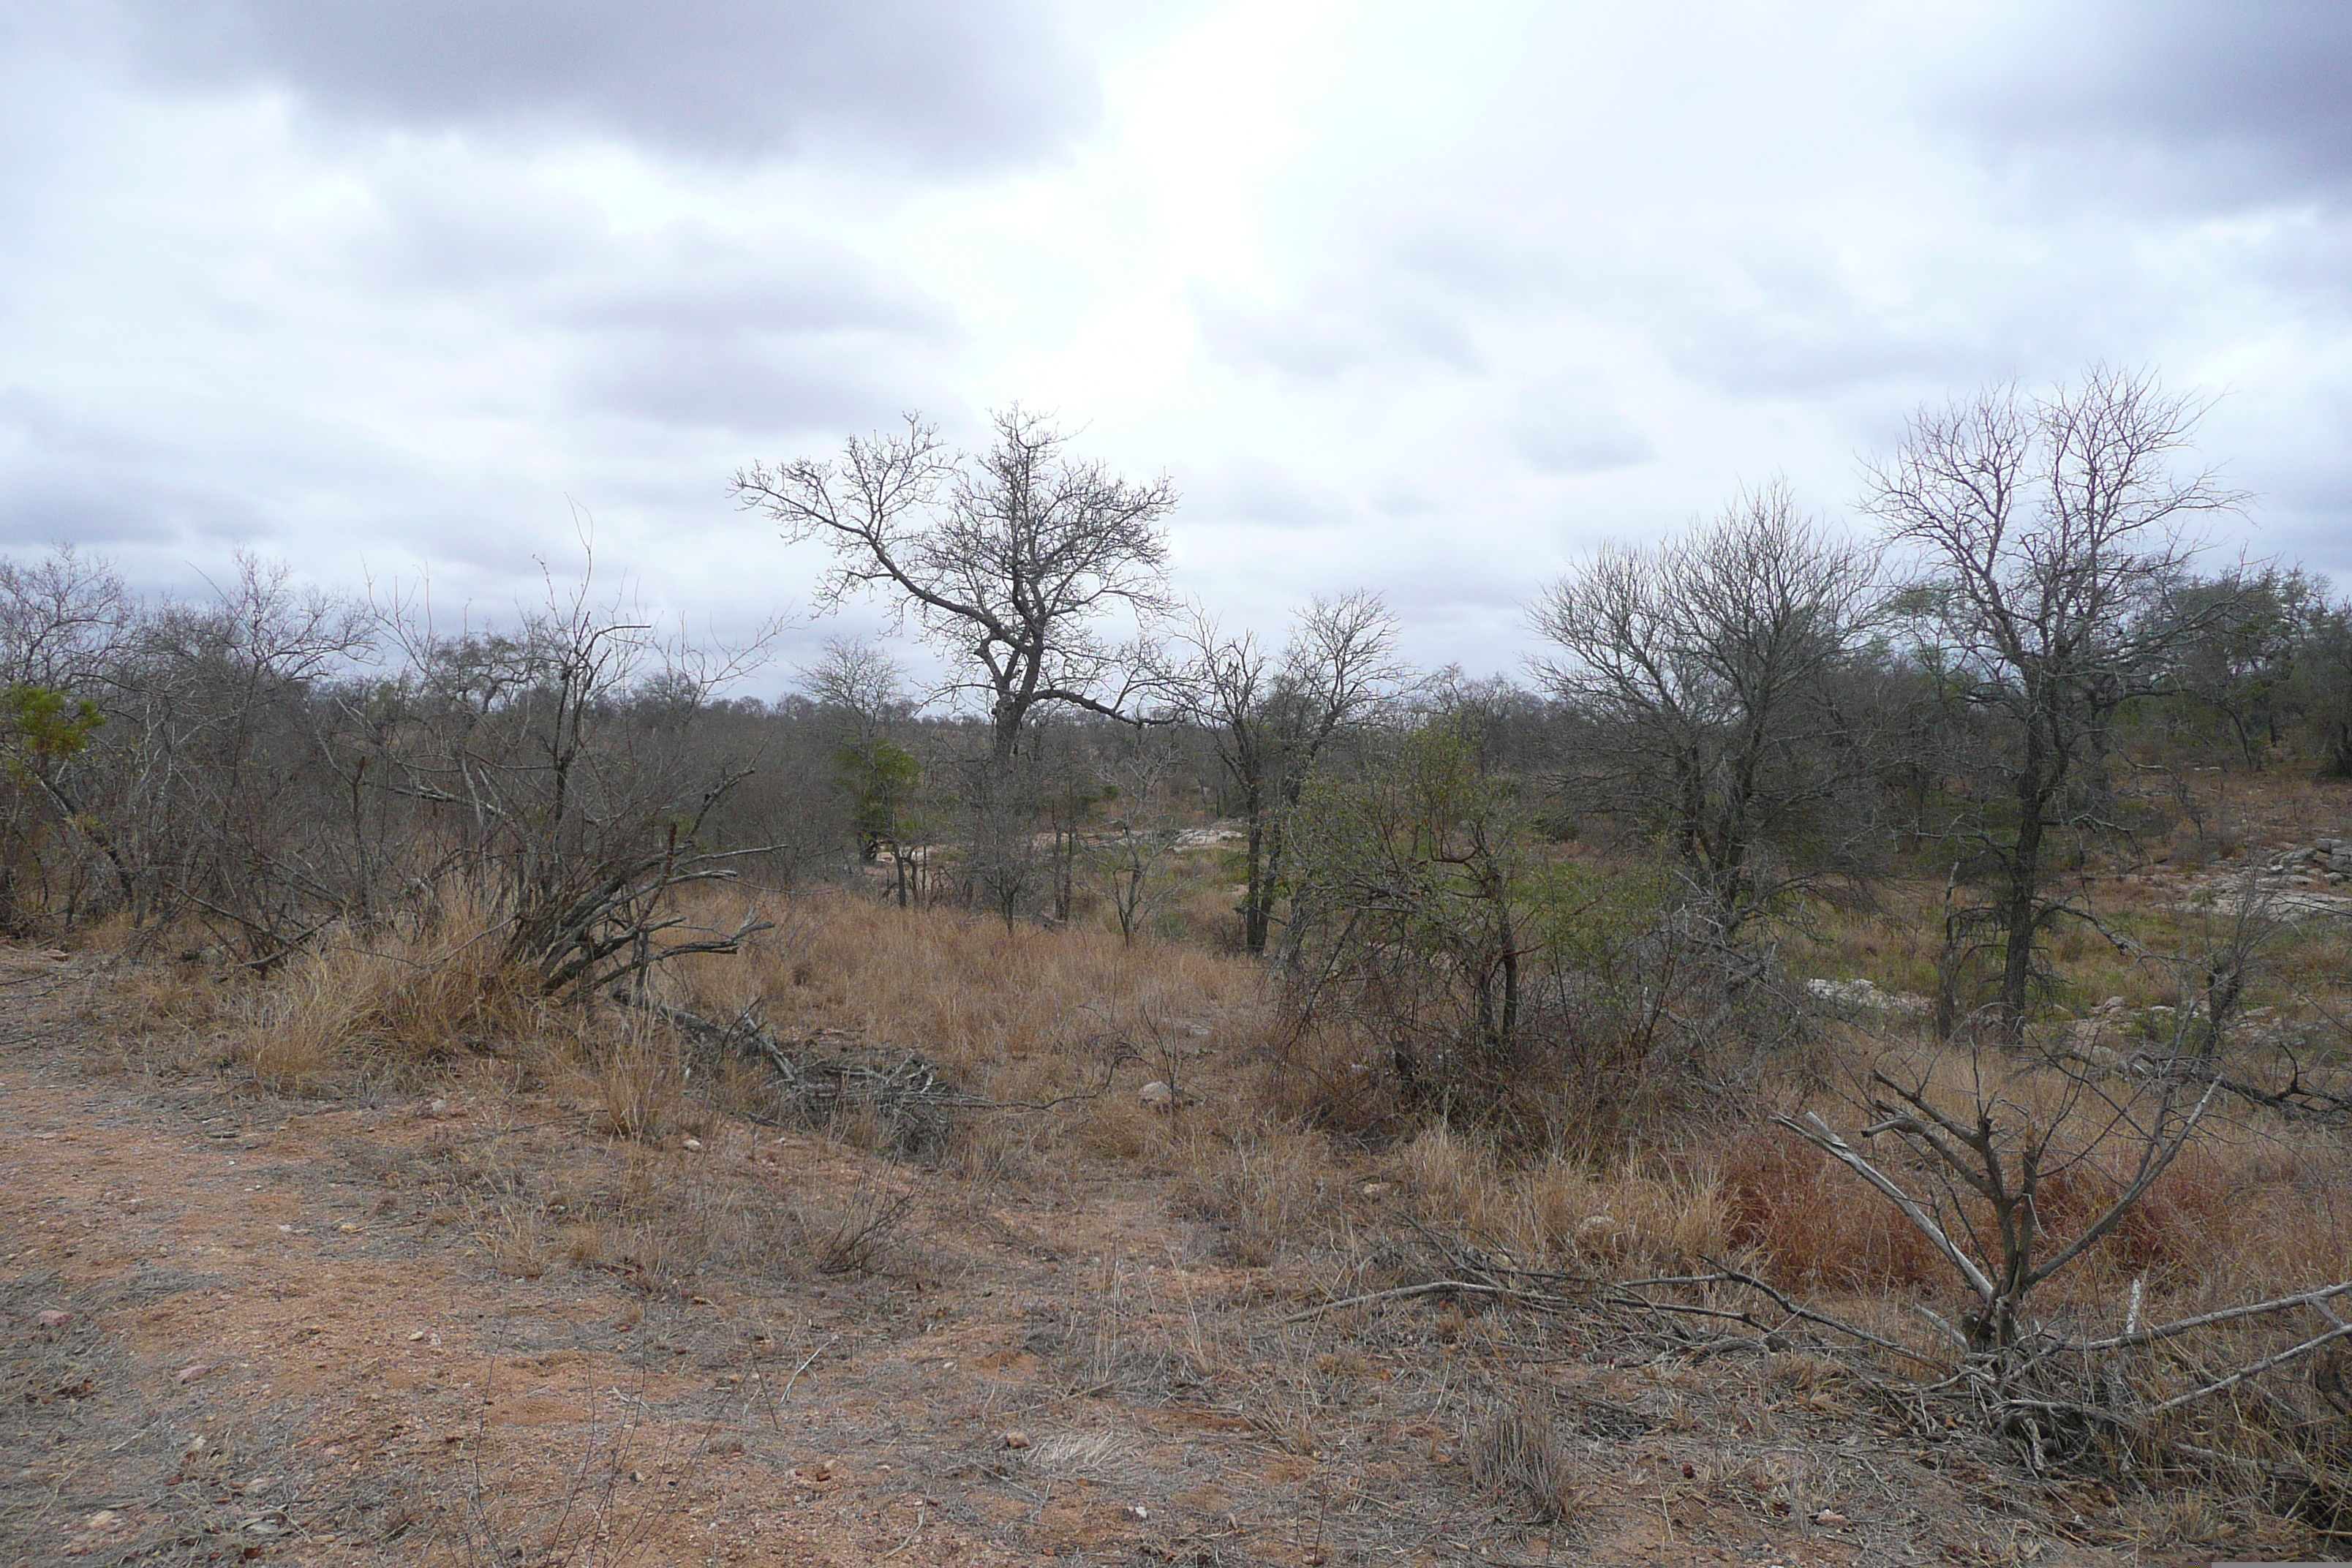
[1170,1121,1349,1266]
[1722,1126,1949,1292]
[719,890,1266,1085]
[570,1144,924,1292]
[238,900,547,1092]
[1396,1123,1733,1275]
[589,1017,709,1142]
[1469,1404,1586,1524]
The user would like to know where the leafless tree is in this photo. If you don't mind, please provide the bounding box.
[1088,728,1191,946]
[0,546,131,690]
[1530,483,1885,941]
[1865,367,2244,1043]
[733,407,1177,759]
[1165,590,1408,954]
[364,556,783,994]
[796,635,912,743]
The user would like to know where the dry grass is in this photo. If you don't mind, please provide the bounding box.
[1396,1122,1735,1276]
[1469,1405,1587,1524]
[698,889,1265,1081]
[69,772,2352,1551]
[236,897,549,1093]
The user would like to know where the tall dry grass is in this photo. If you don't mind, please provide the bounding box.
[236,894,550,1092]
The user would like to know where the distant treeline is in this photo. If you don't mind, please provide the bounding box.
[1,371,2348,1068]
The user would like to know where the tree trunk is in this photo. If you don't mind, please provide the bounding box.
[1997,761,2048,1046]
[1242,785,1268,954]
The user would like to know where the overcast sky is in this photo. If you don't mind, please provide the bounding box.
[1,0,2347,692]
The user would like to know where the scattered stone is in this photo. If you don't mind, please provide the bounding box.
[1002,1431,1031,1450]
[1803,976,1931,1019]
[1138,1080,1174,1109]
[407,1330,426,1341]
[37,1310,72,1328]
[682,1137,704,1152]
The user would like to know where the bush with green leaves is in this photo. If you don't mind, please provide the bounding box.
[1278,718,1794,1144]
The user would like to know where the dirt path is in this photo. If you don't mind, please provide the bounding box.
[1,952,2256,1567]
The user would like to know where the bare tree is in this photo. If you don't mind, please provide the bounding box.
[733,407,1177,759]
[796,636,927,884]
[1865,367,2244,1043]
[796,635,913,743]
[1088,728,1191,946]
[1530,483,1884,941]
[1166,590,1407,954]
[365,557,781,995]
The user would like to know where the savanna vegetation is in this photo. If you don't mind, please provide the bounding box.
[12,367,2352,1558]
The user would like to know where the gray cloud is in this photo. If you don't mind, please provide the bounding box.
[556,262,947,342]
[0,393,256,546]
[1184,461,1357,531]
[1956,1,2352,210]
[1509,377,1652,475]
[551,249,952,434]
[102,0,1098,170]
[568,336,909,436]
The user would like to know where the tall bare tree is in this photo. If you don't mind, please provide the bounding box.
[1167,590,1407,954]
[1531,483,1885,941]
[1864,366,2243,1043]
[733,407,1177,759]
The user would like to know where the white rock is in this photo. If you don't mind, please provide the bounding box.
[1138,1080,1175,1109]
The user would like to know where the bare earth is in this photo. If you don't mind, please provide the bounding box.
[0,951,2280,1567]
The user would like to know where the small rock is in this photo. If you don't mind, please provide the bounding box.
[1359,1181,1391,1199]
[1128,1504,1149,1520]
[42,949,68,962]
[335,1223,361,1234]
[37,1310,72,1328]
[80,1510,119,1531]
[428,1098,449,1117]
[1578,1213,1618,1238]
[407,1330,426,1341]
[1138,1081,1174,1109]
[1002,1431,1031,1450]
[1815,1509,1849,1527]
[682,1137,704,1152]
[175,1364,210,1384]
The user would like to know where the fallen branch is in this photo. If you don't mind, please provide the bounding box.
[1276,1281,1504,1324]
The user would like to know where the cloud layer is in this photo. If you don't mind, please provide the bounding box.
[0,0,2345,688]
